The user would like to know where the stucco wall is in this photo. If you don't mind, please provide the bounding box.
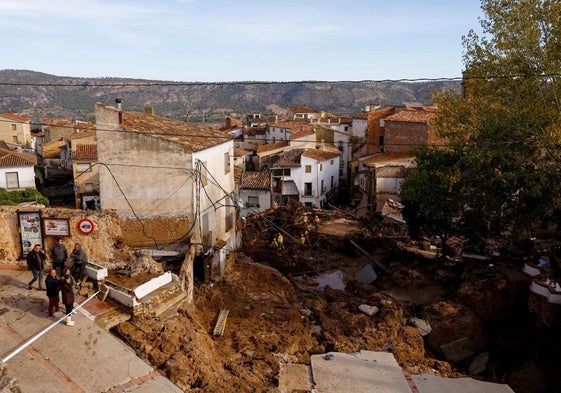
[384,121,429,154]
[0,166,36,189]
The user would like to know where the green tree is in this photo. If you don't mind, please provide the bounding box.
[402,0,561,251]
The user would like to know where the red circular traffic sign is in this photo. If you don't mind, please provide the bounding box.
[77,218,95,235]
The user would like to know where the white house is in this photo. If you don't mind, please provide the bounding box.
[239,171,272,214]
[95,102,237,264]
[271,147,341,207]
[0,144,37,190]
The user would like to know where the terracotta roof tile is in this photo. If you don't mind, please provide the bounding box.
[41,139,66,158]
[385,108,437,124]
[274,148,305,167]
[0,148,37,167]
[288,104,319,114]
[241,171,271,190]
[302,148,341,162]
[120,110,228,152]
[67,129,97,140]
[1,112,30,122]
[73,144,98,160]
[290,126,315,141]
[234,149,246,157]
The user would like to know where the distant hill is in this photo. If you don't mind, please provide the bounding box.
[0,69,461,124]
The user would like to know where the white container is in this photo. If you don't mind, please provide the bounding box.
[85,262,108,280]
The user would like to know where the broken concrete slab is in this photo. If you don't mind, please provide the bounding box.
[358,304,379,317]
[278,363,313,393]
[468,352,489,375]
[353,264,377,284]
[408,317,432,336]
[440,337,474,363]
[310,351,412,393]
[411,372,514,393]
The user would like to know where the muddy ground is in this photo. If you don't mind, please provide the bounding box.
[114,203,560,393]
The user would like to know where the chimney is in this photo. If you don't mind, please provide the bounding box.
[115,98,122,110]
[145,106,154,115]
[225,116,232,129]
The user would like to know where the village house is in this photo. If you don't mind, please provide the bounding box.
[239,171,272,213]
[0,142,37,190]
[287,104,321,122]
[95,102,238,273]
[72,144,99,210]
[0,113,32,148]
[352,105,440,212]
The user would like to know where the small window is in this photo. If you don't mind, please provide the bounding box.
[338,141,344,151]
[85,183,94,192]
[6,172,19,189]
[344,126,348,131]
[304,182,312,195]
[224,152,231,174]
[76,163,92,173]
[247,196,260,207]
[331,176,334,188]
[319,163,323,172]
[330,160,334,165]
[12,136,18,143]
[379,136,384,145]
[11,124,17,131]
[305,165,312,173]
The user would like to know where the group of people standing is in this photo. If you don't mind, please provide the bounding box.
[25,238,88,326]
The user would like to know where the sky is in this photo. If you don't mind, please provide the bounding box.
[1,0,484,83]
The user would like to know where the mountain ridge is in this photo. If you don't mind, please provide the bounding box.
[0,69,461,124]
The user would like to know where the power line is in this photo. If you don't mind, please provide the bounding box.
[2,72,561,88]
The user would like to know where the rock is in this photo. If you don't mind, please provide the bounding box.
[440,337,474,363]
[358,304,379,316]
[468,352,489,375]
[408,317,432,336]
[353,264,377,284]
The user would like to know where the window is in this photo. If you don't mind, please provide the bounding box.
[331,176,334,188]
[6,172,19,189]
[247,196,260,207]
[344,126,349,131]
[319,163,323,172]
[379,136,384,145]
[338,141,344,151]
[12,136,18,143]
[321,180,325,193]
[305,165,312,173]
[330,160,334,165]
[273,168,290,176]
[85,183,94,192]
[76,163,91,173]
[224,152,231,174]
[11,124,16,131]
[304,182,312,195]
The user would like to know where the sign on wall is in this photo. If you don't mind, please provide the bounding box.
[18,211,43,257]
[77,218,95,235]
[43,218,70,237]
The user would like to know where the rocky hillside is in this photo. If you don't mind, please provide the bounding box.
[0,69,461,123]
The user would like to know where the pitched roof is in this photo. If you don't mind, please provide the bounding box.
[241,171,271,190]
[360,153,415,168]
[290,126,315,141]
[0,147,37,167]
[234,149,246,158]
[41,139,66,159]
[274,148,305,168]
[270,120,314,132]
[384,107,437,124]
[302,148,341,162]
[73,144,98,160]
[119,109,228,152]
[288,104,319,114]
[67,129,96,140]
[0,112,30,123]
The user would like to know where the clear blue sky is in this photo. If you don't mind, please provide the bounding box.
[1,0,483,82]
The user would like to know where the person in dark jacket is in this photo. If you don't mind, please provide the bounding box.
[70,243,88,286]
[27,244,47,290]
[45,269,60,318]
[60,275,75,326]
[51,238,68,277]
